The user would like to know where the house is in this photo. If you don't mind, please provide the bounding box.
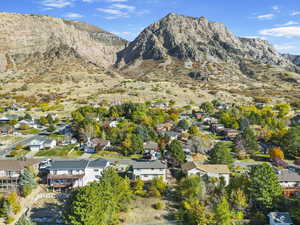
[210,123,225,134]
[15,119,38,129]
[132,160,167,182]
[0,125,14,136]
[5,104,26,112]
[0,159,41,191]
[84,138,110,153]
[0,115,19,123]
[29,137,57,152]
[162,131,180,141]
[222,129,240,140]
[277,169,300,197]
[151,102,166,109]
[46,158,110,190]
[268,212,293,225]
[156,122,174,132]
[182,162,230,185]
[144,141,159,152]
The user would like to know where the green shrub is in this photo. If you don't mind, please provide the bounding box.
[153,201,164,210]
[21,184,33,197]
[6,216,14,224]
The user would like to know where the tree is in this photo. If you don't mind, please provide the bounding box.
[149,177,167,197]
[241,128,260,154]
[6,192,20,215]
[281,126,300,159]
[177,119,189,130]
[208,142,234,166]
[248,163,282,211]
[178,175,204,200]
[274,104,290,118]
[269,146,284,161]
[190,136,212,154]
[132,178,145,196]
[214,196,232,225]
[168,140,185,164]
[19,168,37,197]
[24,113,32,121]
[65,168,132,225]
[200,102,214,114]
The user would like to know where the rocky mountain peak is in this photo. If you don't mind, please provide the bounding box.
[0,12,128,72]
[116,13,298,74]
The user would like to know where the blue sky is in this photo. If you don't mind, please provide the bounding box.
[1,0,300,54]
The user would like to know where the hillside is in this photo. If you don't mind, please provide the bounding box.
[0,12,127,73]
[282,54,300,67]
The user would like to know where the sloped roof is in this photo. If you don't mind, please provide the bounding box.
[0,159,41,171]
[181,162,230,174]
[278,169,300,182]
[132,160,166,169]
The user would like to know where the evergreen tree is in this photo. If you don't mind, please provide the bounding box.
[241,128,260,154]
[214,196,232,225]
[168,140,186,164]
[177,119,189,130]
[248,163,282,211]
[281,126,300,159]
[208,142,234,166]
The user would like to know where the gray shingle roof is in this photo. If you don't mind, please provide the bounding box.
[88,158,109,168]
[278,169,300,182]
[132,160,166,169]
[49,160,89,170]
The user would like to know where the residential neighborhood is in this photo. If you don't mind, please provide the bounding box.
[0,100,300,225]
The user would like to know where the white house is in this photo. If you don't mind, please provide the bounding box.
[277,169,300,188]
[268,212,293,225]
[182,162,230,186]
[46,158,110,190]
[132,160,167,182]
[29,137,57,152]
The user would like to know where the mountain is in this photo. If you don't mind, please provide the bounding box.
[282,54,300,67]
[116,13,299,78]
[0,12,127,73]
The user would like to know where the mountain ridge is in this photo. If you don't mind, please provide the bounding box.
[0,12,127,73]
[116,13,299,75]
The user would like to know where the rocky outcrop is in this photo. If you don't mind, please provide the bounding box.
[282,54,300,67]
[0,12,127,72]
[116,13,298,73]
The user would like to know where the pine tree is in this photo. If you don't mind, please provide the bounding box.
[214,196,232,225]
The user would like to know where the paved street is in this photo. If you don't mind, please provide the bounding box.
[0,134,40,157]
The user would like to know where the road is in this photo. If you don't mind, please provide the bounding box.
[0,134,40,157]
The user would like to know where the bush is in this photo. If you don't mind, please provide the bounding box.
[6,216,14,224]
[21,184,33,197]
[153,201,164,210]
[15,145,23,151]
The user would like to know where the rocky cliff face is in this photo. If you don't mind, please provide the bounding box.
[116,13,298,74]
[0,12,127,72]
[282,54,300,67]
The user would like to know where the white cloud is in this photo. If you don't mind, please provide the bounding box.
[107,0,128,2]
[274,44,296,51]
[277,21,299,26]
[291,11,300,16]
[259,26,300,37]
[112,3,135,11]
[41,0,72,8]
[82,0,93,2]
[64,13,84,18]
[272,5,280,12]
[256,13,274,20]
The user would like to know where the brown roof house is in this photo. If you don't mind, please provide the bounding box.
[277,169,300,197]
[182,162,230,186]
[0,159,41,191]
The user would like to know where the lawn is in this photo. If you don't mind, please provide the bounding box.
[35,144,83,157]
[7,149,30,158]
[19,128,40,135]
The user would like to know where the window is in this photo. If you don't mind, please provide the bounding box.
[68,170,73,175]
[94,169,99,172]
[53,170,57,175]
